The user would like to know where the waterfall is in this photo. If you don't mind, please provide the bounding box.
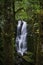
[16,20,27,56]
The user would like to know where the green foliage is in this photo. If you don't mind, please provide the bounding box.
[15,0,28,20]
[15,1,41,65]
[0,0,42,65]
[15,0,40,20]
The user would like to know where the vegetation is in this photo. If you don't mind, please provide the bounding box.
[0,0,43,65]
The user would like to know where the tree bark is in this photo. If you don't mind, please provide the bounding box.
[3,0,14,65]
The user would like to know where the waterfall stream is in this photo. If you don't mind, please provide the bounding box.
[16,20,27,56]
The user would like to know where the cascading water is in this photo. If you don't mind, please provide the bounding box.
[16,20,27,56]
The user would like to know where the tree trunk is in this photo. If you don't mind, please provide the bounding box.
[3,0,14,65]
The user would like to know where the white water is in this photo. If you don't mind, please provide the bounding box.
[16,20,27,56]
